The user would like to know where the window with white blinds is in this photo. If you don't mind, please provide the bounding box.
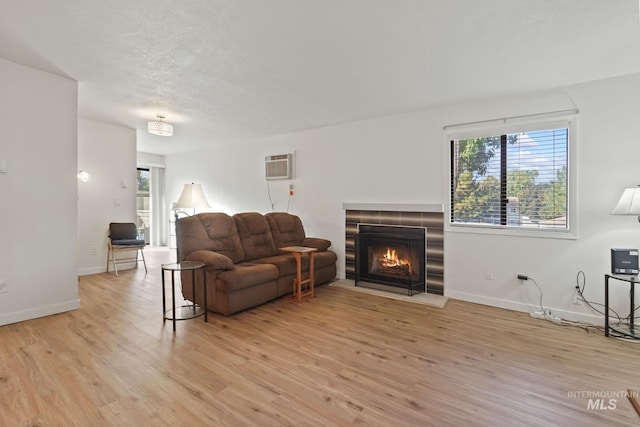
[450,126,569,231]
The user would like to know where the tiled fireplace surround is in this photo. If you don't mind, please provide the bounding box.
[343,203,444,295]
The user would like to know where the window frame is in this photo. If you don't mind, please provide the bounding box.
[444,115,578,240]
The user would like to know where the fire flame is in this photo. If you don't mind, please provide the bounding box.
[369,246,414,278]
[378,247,411,273]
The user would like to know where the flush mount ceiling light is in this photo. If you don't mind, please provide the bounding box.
[147,114,174,136]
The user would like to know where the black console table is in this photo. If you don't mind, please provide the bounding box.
[604,274,640,339]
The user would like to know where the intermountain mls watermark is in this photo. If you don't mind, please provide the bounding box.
[568,390,640,410]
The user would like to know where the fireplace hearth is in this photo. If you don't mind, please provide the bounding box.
[355,225,425,295]
[344,205,444,295]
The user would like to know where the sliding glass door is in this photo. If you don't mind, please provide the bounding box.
[136,168,150,244]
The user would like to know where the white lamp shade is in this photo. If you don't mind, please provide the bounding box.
[175,183,211,209]
[612,186,640,215]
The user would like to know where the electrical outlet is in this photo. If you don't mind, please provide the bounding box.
[0,280,7,294]
[484,268,494,280]
[573,287,582,305]
[90,245,98,255]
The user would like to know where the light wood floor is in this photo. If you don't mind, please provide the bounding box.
[2,247,640,426]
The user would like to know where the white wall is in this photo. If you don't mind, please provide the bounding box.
[78,118,137,275]
[165,72,640,325]
[165,108,445,249]
[0,58,79,326]
[445,74,640,323]
[138,151,165,169]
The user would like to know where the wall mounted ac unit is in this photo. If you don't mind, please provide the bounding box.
[265,153,293,180]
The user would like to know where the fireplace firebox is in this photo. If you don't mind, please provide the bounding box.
[355,225,426,295]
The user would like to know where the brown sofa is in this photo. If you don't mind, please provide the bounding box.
[176,211,337,315]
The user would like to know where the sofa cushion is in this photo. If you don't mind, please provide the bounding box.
[176,213,246,263]
[302,237,332,252]
[186,250,235,271]
[265,212,306,247]
[311,250,338,269]
[234,212,278,261]
[254,254,303,277]
[267,212,333,251]
[255,251,336,277]
[217,262,279,292]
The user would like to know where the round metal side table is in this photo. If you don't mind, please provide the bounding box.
[161,261,207,331]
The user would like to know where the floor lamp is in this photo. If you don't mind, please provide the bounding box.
[612,186,640,221]
[174,183,211,261]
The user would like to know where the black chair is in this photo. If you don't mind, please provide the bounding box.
[107,222,147,276]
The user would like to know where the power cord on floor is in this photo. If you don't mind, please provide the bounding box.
[528,276,546,314]
[575,270,622,322]
[570,270,633,336]
[519,272,607,332]
[518,274,555,321]
[520,271,640,340]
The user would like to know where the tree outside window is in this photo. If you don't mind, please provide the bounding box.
[450,127,568,230]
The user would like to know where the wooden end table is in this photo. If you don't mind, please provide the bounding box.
[279,246,317,302]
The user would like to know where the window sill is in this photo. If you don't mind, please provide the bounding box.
[446,223,577,240]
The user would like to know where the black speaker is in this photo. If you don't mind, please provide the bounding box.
[611,248,639,275]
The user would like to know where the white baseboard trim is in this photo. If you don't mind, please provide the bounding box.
[78,262,137,276]
[445,290,604,326]
[78,266,106,276]
[0,299,80,326]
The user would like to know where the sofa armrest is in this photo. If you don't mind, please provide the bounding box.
[186,250,236,271]
[302,237,332,251]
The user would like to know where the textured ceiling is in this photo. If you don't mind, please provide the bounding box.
[1,0,639,155]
